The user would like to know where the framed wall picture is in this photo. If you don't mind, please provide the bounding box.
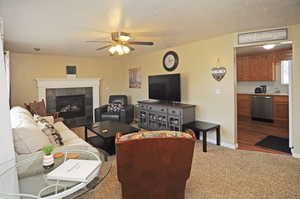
[66,65,77,79]
[129,67,141,88]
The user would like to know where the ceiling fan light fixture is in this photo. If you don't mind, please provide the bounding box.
[119,35,130,42]
[115,44,123,54]
[108,44,130,55]
[89,31,153,55]
[122,45,130,54]
[109,46,116,54]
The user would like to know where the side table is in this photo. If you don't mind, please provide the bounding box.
[183,121,221,152]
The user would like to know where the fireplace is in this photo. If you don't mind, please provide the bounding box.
[36,78,99,128]
[56,95,85,119]
[45,87,93,127]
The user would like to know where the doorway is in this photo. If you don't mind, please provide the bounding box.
[235,42,293,155]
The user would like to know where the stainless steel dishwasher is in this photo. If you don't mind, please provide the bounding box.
[251,95,273,122]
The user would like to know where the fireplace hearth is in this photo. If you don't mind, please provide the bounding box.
[56,95,85,119]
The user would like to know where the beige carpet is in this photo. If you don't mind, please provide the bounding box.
[80,141,300,199]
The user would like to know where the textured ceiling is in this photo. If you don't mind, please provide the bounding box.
[0,0,300,57]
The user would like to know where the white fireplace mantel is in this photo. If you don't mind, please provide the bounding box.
[36,78,100,121]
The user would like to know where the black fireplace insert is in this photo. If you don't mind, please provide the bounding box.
[56,95,85,119]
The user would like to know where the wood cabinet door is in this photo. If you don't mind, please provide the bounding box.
[273,96,289,121]
[260,54,275,81]
[258,54,269,80]
[237,56,251,81]
[249,55,260,81]
[237,53,276,81]
[237,94,251,117]
[237,57,243,81]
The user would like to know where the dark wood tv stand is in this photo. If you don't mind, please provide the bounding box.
[138,100,196,131]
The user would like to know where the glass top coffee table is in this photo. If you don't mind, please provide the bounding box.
[0,147,111,199]
[85,121,139,155]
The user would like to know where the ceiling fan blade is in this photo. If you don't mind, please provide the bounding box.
[96,45,111,51]
[126,45,135,51]
[128,41,154,45]
[111,32,119,41]
[86,40,111,43]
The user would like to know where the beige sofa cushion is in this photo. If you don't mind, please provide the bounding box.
[10,106,35,128]
[11,106,51,154]
[53,121,79,142]
[11,107,96,158]
[13,125,51,154]
[11,106,32,117]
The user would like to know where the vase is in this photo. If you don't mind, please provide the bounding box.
[43,154,54,169]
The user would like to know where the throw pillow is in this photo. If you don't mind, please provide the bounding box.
[33,114,54,125]
[119,131,192,141]
[10,106,37,129]
[107,103,124,112]
[41,123,64,146]
[12,126,51,154]
[34,115,64,146]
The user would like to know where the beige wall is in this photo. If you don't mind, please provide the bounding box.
[121,34,236,146]
[10,53,124,106]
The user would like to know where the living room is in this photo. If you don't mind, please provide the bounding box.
[1,0,300,198]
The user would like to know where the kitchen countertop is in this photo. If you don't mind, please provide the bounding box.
[238,92,288,96]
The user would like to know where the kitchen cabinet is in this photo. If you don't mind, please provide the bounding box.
[237,49,292,81]
[237,94,251,117]
[237,56,251,81]
[237,53,276,81]
[273,96,289,122]
[237,94,288,123]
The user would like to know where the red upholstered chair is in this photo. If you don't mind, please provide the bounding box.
[115,130,196,199]
[24,99,64,122]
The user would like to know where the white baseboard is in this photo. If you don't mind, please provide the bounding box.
[198,137,238,150]
[291,149,300,158]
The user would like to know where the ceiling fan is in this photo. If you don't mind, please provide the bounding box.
[86,32,154,55]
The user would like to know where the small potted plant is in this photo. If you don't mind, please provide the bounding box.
[42,145,55,169]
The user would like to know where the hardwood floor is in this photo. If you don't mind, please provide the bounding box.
[237,117,289,155]
[72,126,86,139]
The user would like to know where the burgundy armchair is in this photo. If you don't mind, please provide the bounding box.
[115,130,196,199]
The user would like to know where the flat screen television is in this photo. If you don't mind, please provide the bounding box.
[148,73,181,102]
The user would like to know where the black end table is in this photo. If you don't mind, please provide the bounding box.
[183,121,221,152]
[85,121,139,154]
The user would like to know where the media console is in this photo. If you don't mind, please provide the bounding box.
[138,100,195,131]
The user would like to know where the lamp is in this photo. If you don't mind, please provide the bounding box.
[109,44,130,55]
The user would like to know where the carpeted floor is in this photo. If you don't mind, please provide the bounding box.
[80,141,300,199]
